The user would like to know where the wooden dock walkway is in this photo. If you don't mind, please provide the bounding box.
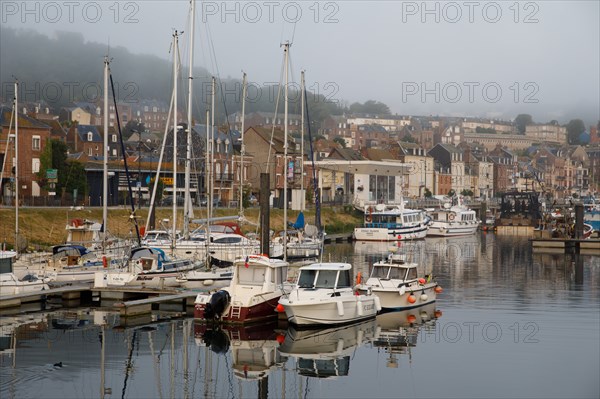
[0,285,91,309]
[113,291,200,317]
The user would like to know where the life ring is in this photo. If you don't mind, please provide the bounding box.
[365,207,373,223]
[448,213,455,221]
[70,218,83,227]
[356,272,362,285]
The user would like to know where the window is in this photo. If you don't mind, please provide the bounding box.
[87,132,93,141]
[315,270,337,289]
[32,158,40,173]
[112,134,117,143]
[298,270,317,288]
[237,266,266,286]
[32,136,41,150]
[88,147,92,156]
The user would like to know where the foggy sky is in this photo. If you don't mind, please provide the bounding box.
[2,0,599,126]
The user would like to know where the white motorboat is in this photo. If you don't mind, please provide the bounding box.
[278,262,381,326]
[353,203,431,241]
[427,196,480,237]
[194,254,291,323]
[357,250,441,311]
[0,251,49,296]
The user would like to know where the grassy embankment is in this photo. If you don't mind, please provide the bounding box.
[0,205,362,250]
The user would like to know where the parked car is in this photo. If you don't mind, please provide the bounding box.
[160,195,184,206]
[198,196,221,207]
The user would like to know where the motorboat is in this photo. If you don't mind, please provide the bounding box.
[194,254,291,323]
[278,263,381,327]
[357,249,441,311]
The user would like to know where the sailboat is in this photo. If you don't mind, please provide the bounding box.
[0,83,49,295]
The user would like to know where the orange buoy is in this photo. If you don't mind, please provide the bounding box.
[275,303,285,313]
[434,310,443,318]
[276,334,285,344]
[139,226,146,237]
[71,218,83,227]
[102,255,107,268]
[407,294,417,304]
[418,278,426,285]
[407,314,417,323]
[435,286,443,294]
[356,272,362,286]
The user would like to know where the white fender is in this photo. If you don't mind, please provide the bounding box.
[357,299,364,316]
[398,285,406,296]
[337,300,345,316]
[374,296,382,312]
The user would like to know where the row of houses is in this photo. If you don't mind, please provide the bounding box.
[1,103,598,207]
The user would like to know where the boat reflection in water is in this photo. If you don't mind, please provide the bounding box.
[279,319,377,378]
[371,303,441,368]
[194,321,286,381]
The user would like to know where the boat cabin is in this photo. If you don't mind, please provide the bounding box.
[364,207,427,229]
[296,263,352,290]
[369,257,418,282]
[0,251,17,275]
[233,256,288,289]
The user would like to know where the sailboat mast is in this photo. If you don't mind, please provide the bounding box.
[183,0,195,239]
[209,77,216,221]
[283,42,289,262]
[239,72,247,217]
[14,80,18,254]
[300,70,305,212]
[103,56,109,250]
[205,110,211,264]
[172,31,180,253]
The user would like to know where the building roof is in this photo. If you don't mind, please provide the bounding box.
[0,106,51,129]
[76,125,102,142]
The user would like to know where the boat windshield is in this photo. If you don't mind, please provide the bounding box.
[237,266,266,286]
[315,270,338,289]
[404,267,418,281]
[371,265,389,279]
[298,270,317,288]
[389,267,403,280]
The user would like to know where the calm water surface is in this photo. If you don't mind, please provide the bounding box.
[1,233,599,399]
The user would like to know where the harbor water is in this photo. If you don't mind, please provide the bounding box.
[1,233,599,398]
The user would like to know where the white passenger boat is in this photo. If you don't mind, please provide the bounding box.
[278,262,381,326]
[427,196,480,237]
[353,203,431,241]
[357,249,441,311]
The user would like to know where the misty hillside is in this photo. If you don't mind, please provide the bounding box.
[0,27,344,123]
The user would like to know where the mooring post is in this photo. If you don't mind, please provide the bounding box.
[574,203,584,239]
[260,173,270,256]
